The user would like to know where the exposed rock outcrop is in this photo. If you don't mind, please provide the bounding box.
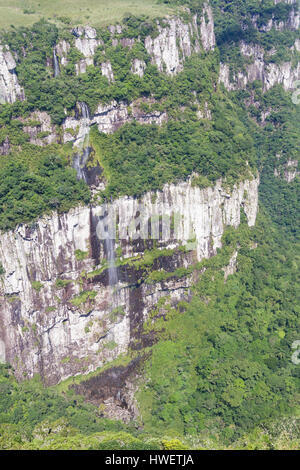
[196,100,212,120]
[219,40,300,92]
[101,61,114,82]
[287,2,300,30]
[252,0,300,32]
[22,111,58,146]
[144,5,215,75]
[0,45,24,104]
[223,251,238,280]
[0,176,258,385]
[73,26,103,74]
[274,159,300,182]
[71,5,215,78]
[63,98,168,145]
[73,25,102,59]
[60,5,217,156]
[131,58,146,77]
[0,136,10,155]
[71,357,142,422]
[200,2,216,51]
[144,16,200,75]
[55,40,70,67]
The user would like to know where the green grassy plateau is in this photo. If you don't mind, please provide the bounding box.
[0,0,174,30]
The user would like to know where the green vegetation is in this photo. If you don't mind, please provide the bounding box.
[55,278,73,289]
[0,151,90,231]
[145,265,193,284]
[31,281,43,292]
[130,14,300,443]
[70,290,97,307]
[109,307,126,322]
[74,249,89,261]
[0,0,173,30]
[45,306,56,313]
[104,340,118,351]
[55,353,133,394]
[0,16,254,230]
[248,84,300,237]
[61,356,70,364]
[211,0,300,68]
[1,21,218,124]
[0,363,159,450]
[137,207,300,445]
[90,57,256,199]
[0,0,299,451]
[161,0,300,72]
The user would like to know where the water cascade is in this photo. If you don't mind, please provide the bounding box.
[104,235,118,287]
[53,48,60,77]
[72,146,91,181]
[72,102,91,181]
[80,101,90,121]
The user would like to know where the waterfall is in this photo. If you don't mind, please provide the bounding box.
[102,202,119,290]
[72,146,91,181]
[79,102,90,120]
[72,102,91,181]
[53,48,60,77]
[104,235,118,287]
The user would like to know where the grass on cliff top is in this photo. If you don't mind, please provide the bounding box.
[0,0,174,30]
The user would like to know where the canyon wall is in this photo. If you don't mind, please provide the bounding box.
[0,45,24,104]
[0,177,258,386]
[0,1,295,397]
[71,3,215,77]
[219,41,300,92]
[219,1,300,92]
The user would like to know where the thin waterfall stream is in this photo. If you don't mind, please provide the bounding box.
[102,203,119,308]
[53,48,60,77]
[104,236,118,287]
[72,102,91,181]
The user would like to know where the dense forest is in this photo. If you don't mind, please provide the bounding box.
[0,0,299,450]
[0,199,299,449]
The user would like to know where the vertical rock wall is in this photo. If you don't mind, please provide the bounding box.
[0,177,258,385]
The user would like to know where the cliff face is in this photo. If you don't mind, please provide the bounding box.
[220,40,300,92]
[1,2,299,104]
[71,4,215,77]
[0,6,213,110]
[144,5,215,75]
[3,1,298,152]
[219,1,300,92]
[0,2,294,393]
[63,98,168,147]
[0,45,24,104]
[274,159,300,182]
[21,111,58,146]
[253,0,300,31]
[61,4,215,147]
[0,177,258,385]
